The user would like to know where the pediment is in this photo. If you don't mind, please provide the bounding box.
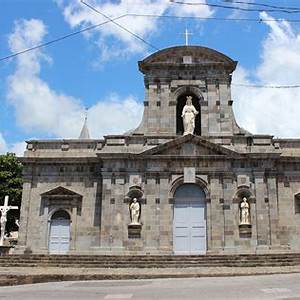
[41,186,82,198]
[140,135,239,157]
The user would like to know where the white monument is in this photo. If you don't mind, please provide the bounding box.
[129,198,140,225]
[181,96,199,135]
[240,197,250,225]
[0,196,18,246]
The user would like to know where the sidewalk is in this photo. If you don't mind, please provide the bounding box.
[1,265,300,286]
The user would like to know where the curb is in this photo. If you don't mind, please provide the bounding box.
[2,269,300,286]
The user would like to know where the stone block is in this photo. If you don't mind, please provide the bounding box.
[184,167,195,183]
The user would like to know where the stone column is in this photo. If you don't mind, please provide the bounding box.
[70,205,77,251]
[159,177,172,253]
[200,93,209,136]
[266,175,280,248]
[254,172,270,252]
[42,204,49,250]
[207,83,220,135]
[99,176,112,251]
[160,85,173,134]
[219,83,232,134]
[209,176,224,253]
[144,178,158,253]
[148,85,160,134]
[16,182,32,251]
[110,177,125,252]
[222,176,237,252]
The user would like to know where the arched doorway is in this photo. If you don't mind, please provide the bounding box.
[49,210,71,254]
[173,184,207,254]
[176,93,201,136]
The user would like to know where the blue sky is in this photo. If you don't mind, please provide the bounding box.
[1,0,300,155]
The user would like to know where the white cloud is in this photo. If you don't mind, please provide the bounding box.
[89,94,143,137]
[10,141,27,157]
[169,0,212,18]
[56,0,213,60]
[0,133,26,157]
[7,19,84,138]
[7,18,143,139]
[232,12,300,138]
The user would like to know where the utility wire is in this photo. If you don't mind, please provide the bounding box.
[233,84,300,89]
[127,13,300,23]
[0,14,127,62]
[170,0,300,13]
[3,11,300,63]
[222,0,300,12]
[80,0,159,51]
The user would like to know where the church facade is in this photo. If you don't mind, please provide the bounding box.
[17,46,300,255]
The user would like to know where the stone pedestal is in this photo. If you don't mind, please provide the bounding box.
[0,246,14,256]
[239,224,252,238]
[128,224,142,239]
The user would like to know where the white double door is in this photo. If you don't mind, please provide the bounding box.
[173,185,207,255]
[49,219,70,254]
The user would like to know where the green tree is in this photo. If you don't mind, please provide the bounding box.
[0,153,23,233]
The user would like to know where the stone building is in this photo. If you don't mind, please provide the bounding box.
[17,45,300,255]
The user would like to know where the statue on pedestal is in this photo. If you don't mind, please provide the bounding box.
[181,96,198,135]
[240,197,250,225]
[129,198,140,225]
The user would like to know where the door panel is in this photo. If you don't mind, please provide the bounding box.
[49,219,70,254]
[173,184,207,255]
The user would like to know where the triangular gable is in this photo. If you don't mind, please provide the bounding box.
[41,186,82,197]
[140,134,239,157]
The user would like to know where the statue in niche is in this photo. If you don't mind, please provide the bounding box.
[240,197,250,225]
[181,96,199,135]
[129,198,140,225]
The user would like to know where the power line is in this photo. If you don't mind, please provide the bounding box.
[222,0,300,12]
[3,10,300,63]
[80,0,159,51]
[0,14,127,63]
[127,13,300,23]
[232,83,300,89]
[170,0,300,14]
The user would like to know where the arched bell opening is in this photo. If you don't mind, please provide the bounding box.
[176,93,201,136]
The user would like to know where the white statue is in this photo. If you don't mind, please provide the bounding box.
[181,96,199,135]
[129,198,140,225]
[0,214,7,245]
[0,196,18,246]
[240,197,250,225]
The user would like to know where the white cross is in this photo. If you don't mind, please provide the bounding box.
[182,28,193,46]
[0,196,18,246]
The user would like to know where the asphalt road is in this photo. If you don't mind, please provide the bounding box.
[1,273,300,299]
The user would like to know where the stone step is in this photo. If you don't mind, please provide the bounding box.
[3,254,300,260]
[1,262,299,268]
[0,256,300,263]
[4,258,299,263]
[1,254,300,269]
[6,253,300,258]
[1,260,300,267]
[2,260,300,268]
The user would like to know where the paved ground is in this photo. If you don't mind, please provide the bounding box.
[1,265,300,285]
[2,265,300,277]
[1,274,300,299]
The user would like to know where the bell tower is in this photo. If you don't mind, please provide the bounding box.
[134,45,245,137]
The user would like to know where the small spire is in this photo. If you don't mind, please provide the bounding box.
[79,110,90,139]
